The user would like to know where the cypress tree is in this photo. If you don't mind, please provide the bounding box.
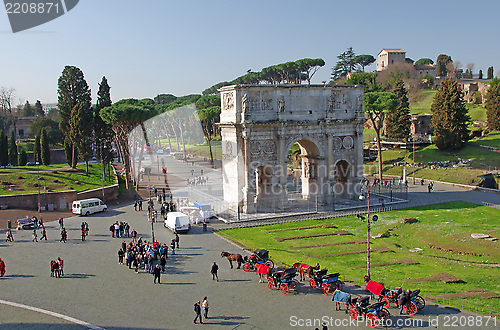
[69,102,93,173]
[488,66,494,80]
[41,127,51,165]
[431,79,470,150]
[8,131,18,165]
[385,79,411,141]
[486,84,500,131]
[18,148,27,166]
[0,130,7,166]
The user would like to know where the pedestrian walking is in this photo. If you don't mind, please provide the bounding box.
[170,239,176,255]
[0,257,5,277]
[428,183,433,193]
[6,228,14,242]
[202,296,209,318]
[175,233,180,249]
[211,262,219,282]
[193,301,203,324]
[138,200,143,211]
[32,229,38,242]
[40,227,47,241]
[58,218,64,229]
[60,228,67,243]
[81,228,86,241]
[153,264,161,284]
[118,248,125,264]
[191,169,194,176]
[57,257,64,276]
[160,254,166,272]
[134,201,138,211]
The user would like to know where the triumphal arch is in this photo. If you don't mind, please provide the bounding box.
[219,85,364,213]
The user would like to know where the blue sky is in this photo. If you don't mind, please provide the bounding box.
[1,0,499,105]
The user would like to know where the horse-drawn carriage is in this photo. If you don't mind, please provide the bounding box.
[350,297,391,328]
[366,280,425,316]
[242,249,274,272]
[309,270,343,294]
[266,267,299,295]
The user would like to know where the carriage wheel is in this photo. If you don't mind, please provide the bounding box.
[242,263,251,272]
[265,260,274,269]
[335,280,344,291]
[366,313,379,328]
[404,302,417,316]
[415,296,426,310]
[348,308,358,320]
[309,278,316,289]
[321,283,331,295]
[280,283,289,295]
[290,280,298,290]
[380,308,391,321]
[267,278,274,291]
[382,297,391,309]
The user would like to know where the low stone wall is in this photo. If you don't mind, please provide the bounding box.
[0,184,119,211]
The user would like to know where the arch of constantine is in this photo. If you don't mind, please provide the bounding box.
[219,85,365,214]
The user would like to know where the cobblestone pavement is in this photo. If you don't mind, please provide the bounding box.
[1,198,499,330]
[1,154,499,329]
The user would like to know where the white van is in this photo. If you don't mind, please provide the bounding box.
[164,211,190,233]
[72,198,107,216]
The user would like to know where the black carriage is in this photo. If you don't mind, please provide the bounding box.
[348,296,391,328]
[309,270,343,294]
[266,267,299,295]
[242,249,274,272]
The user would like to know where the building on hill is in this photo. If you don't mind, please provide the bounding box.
[42,103,58,115]
[376,49,406,71]
[414,64,436,78]
[410,114,433,136]
[7,116,37,138]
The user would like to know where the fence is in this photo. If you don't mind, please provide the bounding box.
[483,202,500,209]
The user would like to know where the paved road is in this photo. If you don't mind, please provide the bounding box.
[1,154,499,329]
[1,200,498,330]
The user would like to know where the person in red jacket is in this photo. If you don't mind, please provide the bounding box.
[0,258,6,277]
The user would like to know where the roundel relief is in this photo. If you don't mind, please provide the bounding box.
[262,141,276,154]
[225,141,233,155]
[333,137,342,150]
[249,141,262,155]
[343,136,354,150]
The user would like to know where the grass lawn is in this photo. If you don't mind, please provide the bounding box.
[219,201,500,312]
[469,131,500,148]
[467,103,487,122]
[365,144,500,185]
[410,89,437,114]
[0,163,115,195]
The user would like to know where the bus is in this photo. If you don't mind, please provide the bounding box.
[72,198,107,216]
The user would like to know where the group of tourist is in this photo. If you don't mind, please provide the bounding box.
[81,222,89,241]
[109,221,132,238]
[187,176,208,187]
[50,257,64,278]
[193,296,209,324]
[118,233,180,278]
[160,201,176,218]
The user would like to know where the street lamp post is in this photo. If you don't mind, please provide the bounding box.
[412,135,415,185]
[358,186,378,281]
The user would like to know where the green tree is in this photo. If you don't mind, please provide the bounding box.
[343,72,382,92]
[415,58,434,65]
[0,130,7,166]
[8,131,17,165]
[69,102,93,172]
[41,127,50,165]
[479,70,483,80]
[34,134,41,164]
[488,66,494,80]
[486,84,500,131]
[57,65,92,167]
[198,105,221,165]
[364,92,400,181]
[436,54,452,77]
[331,47,356,81]
[354,54,375,72]
[94,77,113,162]
[23,101,34,117]
[34,100,44,117]
[431,79,470,150]
[385,79,411,142]
[296,58,326,84]
[18,148,27,166]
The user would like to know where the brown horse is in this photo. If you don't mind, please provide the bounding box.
[292,262,320,281]
[221,251,244,269]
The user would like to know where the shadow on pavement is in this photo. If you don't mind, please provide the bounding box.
[60,273,96,279]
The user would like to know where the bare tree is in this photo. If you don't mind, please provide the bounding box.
[0,87,18,136]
